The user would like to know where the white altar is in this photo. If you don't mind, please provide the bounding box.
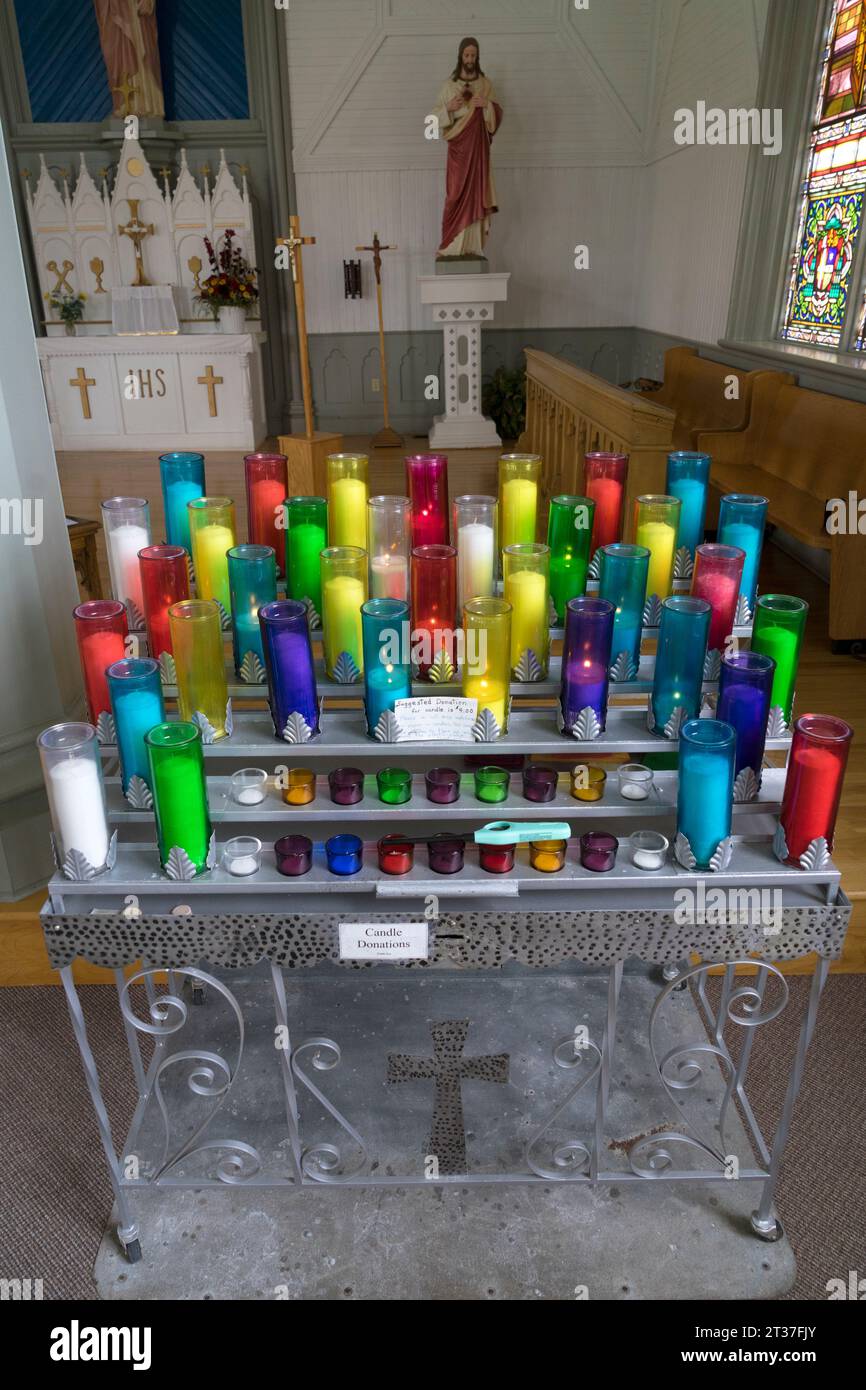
[419,271,510,448]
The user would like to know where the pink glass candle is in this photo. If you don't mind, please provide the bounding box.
[584,453,628,553]
[411,544,457,678]
[779,714,852,863]
[406,455,449,548]
[691,543,746,652]
[245,453,288,576]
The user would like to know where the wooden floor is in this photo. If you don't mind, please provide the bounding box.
[3,435,863,983]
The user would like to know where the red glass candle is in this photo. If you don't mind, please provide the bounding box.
[73,600,129,722]
[584,453,628,553]
[139,544,189,660]
[378,835,415,875]
[411,544,458,677]
[245,452,288,576]
[406,454,449,548]
[779,714,852,863]
[478,842,516,874]
[691,543,745,652]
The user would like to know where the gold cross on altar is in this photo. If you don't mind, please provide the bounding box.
[69,367,95,420]
[197,365,223,417]
[277,216,316,285]
[118,198,154,287]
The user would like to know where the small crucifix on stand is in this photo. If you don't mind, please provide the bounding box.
[355,233,403,448]
[118,198,154,287]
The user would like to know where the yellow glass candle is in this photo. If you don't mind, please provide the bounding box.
[168,599,230,739]
[499,454,541,550]
[503,542,550,677]
[321,545,368,678]
[462,596,511,733]
[188,497,236,614]
[633,495,681,602]
[327,454,369,550]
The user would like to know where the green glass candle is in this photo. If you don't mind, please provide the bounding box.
[474,765,510,803]
[547,494,595,624]
[286,496,327,620]
[145,721,212,874]
[376,767,412,804]
[750,594,808,724]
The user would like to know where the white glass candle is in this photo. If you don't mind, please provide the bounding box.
[367,496,411,601]
[454,495,496,613]
[101,497,151,621]
[38,723,110,871]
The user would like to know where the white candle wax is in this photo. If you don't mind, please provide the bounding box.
[370,553,409,600]
[457,522,495,608]
[107,523,149,613]
[47,757,109,868]
[227,854,259,876]
[236,787,265,805]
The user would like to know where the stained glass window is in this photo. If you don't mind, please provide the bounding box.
[781,0,866,347]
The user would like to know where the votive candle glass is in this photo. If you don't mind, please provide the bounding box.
[579,831,618,872]
[691,542,745,652]
[649,595,711,735]
[584,453,628,554]
[523,766,558,802]
[139,545,189,661]
[462,596,511,733]
[362,597,411,734]
[328,767,365,805]
[321,546,367,679]
[474,765,510,803]
[503,542,550,678]
[145,721,212,874]
[73,599,128,723]
[282,768,316,806]
[327,453,368,550]
[634,494,681,602]
[598,543,649,679]
[325,833,364,875]
[406,454,449,548]
[560,596,614,734]
[750,595,808,725]
[717,651,776,782]
[377,767,412,804]
[258,599,320,738]
[547,494,595,623]
[425,767,461,804]
[38,722,110,872]
[427,835,465,874]
[188,496,236,614]
[244,452,288,575]
[275,835,313,877]
[411,544,457,679]
[159,452,205,554]
[718,494,768,614]
[285,496,327,617]
[677,718,736,867]
[106,657,165,794]
[168,599,229,739]
[499,454,541,550]
[666,452,710,559]
[368,496,411,601]
[378,836,415,876]
[228,544,277,676]
[454,495,496,612]
[779,714,853,863]
[101,497,151,624]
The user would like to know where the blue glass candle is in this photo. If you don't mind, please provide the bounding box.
[598,543,649,679]
[559,597,614,733]
[717,651,775,783]
[106,657,165,793]
[650,595,711,735]
[159,452,205,553]
[717,494,768,613]
[228,544,277,676]
[677,719,735,866]
[666,452,710,559]
[326,834,364,876]
[361,598,411,736]
[258,600,320,739]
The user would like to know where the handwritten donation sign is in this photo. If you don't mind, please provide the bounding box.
[393,696,477,742]
[339,922,429,961]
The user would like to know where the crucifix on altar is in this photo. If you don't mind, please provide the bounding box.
[118,198,154,287]
[355,233,403,448]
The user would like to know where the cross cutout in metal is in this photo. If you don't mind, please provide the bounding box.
[388,1019,509,1175]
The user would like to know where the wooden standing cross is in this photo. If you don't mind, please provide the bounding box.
[118,198,154,287]
[277,214,317,439]
[356,233,403,448]
[69,367,96,420]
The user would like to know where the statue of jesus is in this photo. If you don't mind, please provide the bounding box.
[433,37,503,259]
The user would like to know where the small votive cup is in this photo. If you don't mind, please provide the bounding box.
[275,834,313,877]
[479,842,516,873]
[377,767,412,804]
[617,764,654,800]
[425,767,461,803]
[328,767,365,805]
[570,765,606,802]
[223,836,262,877]
[630,830,668,871]
[377,835,415,875]
[231,768,268,806]
[325,833,364,875]
[522,766,558,802]
[427,835,465,874]
[474,766,510,803]
[580,831,618,872]
[530,839,567,873]
[283,768,316,806]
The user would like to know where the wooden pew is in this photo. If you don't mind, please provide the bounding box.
[639,346,793,450]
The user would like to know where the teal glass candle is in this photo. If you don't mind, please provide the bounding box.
[159,452,205,553]
[361,597,411,736]
[598,543,649,679]
[106,657,165,794]
[650,595,711,735]
[546,494,595,624]
[665,452,710,560]
[286,496,327,619]
[676,719,735,867]
[228,544,277,677]
[717,494,768,613]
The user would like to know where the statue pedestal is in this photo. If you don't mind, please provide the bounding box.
[418,272,509,449]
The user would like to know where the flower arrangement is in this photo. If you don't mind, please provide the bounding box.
[45,289,87,325]
[196,229,259,320]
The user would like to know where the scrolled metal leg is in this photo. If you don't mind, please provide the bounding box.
[269,962,303,1183]
[592,961,622,1179]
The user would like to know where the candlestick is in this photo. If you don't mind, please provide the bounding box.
[499,454,541,550]
[453,495,496,612]
[168,599,229,738]
[584,453,628,553]
[159,452,205,553]
[406,454,449,548]
[503,543,550,678]
[362,597,412,734]
[244,452,288,576]
[411,544,458,679]
[751,594,808,724]
[258,599,320,737]
[327,453,369,549]
[101,497,151,622]
[368,496,411,601]
[676,718,735,867]
[228,544,277,676]
[649,595,711,734]
[717,651,775,783]
[691,543,745,652]
[598,543,649,679]
[547,494,595,623]
[73,600,129,723]
[139,545,189,661]
[462,596,511,732]
[634,495,681,602]
[321,546,367,678]
[718,494,768,612]
[559,596,615,734]
[779,714,853,862]
[285,496,327,616]
[145,721,212,874]
[38,722,110,872]
[666,452,710,558]
[106,657,165,794]
[187,496,237,614]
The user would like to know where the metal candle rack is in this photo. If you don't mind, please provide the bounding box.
[44,611,850,1264]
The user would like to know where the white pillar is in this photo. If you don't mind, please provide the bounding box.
[419,272,509,449]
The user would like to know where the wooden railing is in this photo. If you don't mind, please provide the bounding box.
[517,349,676,535]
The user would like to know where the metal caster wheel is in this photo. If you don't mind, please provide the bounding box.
[186,979,206,1006]
[121,1237,142,1263]
[750,1210,784,1243]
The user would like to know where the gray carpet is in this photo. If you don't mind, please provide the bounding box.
[0,973,863,1300]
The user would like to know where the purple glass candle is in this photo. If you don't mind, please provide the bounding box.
[717,651,776,782]
[274,835,313,877]
[425,767,461,803]
[258,599,320,738]
[579,831,618,872]
[328,767,365,805]
[427,835,465,874]
[522,766,558,802]
[406,454,449,548]
[559,597,615,735]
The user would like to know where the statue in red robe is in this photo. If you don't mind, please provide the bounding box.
[433,37,503,259]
